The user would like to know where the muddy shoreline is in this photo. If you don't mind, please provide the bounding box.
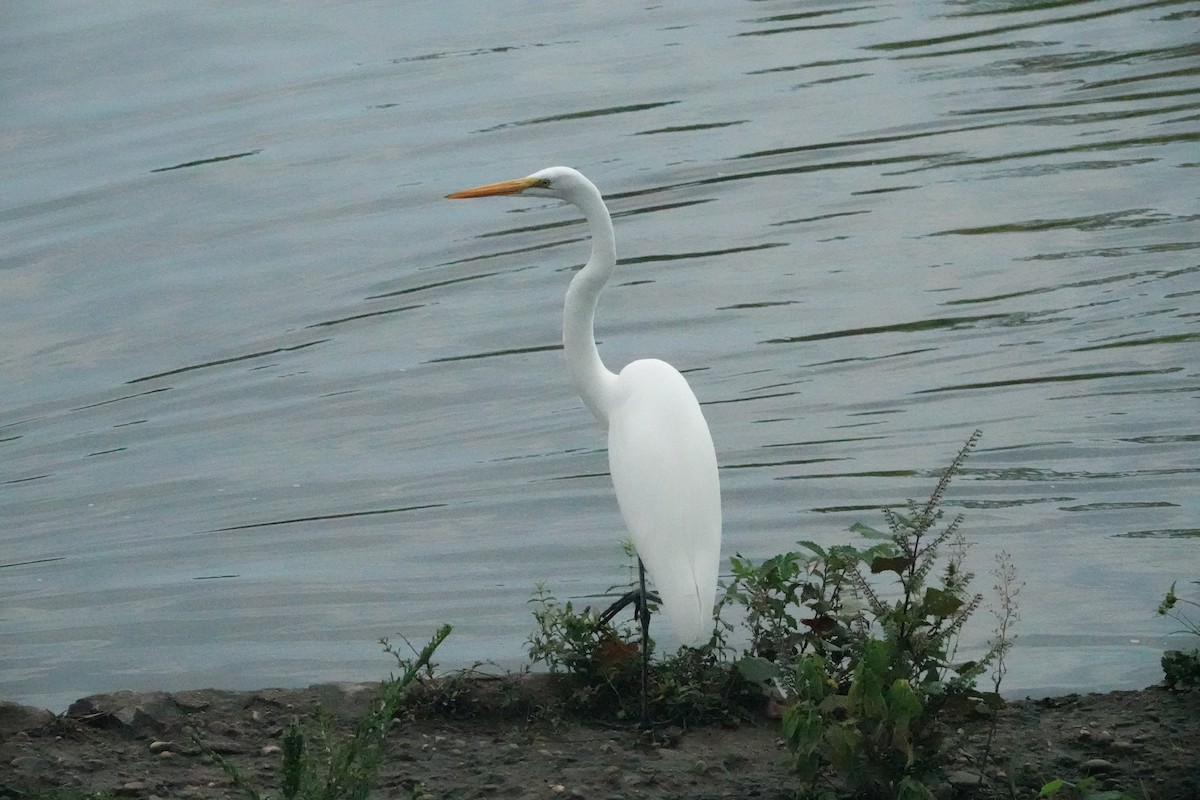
[1,679,1197,799]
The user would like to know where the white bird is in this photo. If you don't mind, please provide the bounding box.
[447,167,722,714]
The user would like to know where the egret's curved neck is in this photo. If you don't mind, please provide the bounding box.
[563,183,619,425]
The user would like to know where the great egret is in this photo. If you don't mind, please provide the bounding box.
[447,167,722,720]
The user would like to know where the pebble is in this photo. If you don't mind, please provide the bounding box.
[9,755,42,772]
[945,770,983,787]
[261,744,282,756]
[1084,758,1116,773]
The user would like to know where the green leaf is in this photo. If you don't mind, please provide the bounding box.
[824,722,863,772]
[897,776,935,800]
[923,587,964,616]
[817,693,848,714]
[795,653,832,700]
[849,641,889,719]
[734,656,780,684]
[849,522,887,539]
[886,679,924,765]
[871,555,913,575]
[1038,778,1065,797]
[795,539,828,558]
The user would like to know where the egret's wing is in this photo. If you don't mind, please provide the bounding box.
[606,359,722,644]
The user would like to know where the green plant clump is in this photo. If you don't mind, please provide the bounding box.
[526,584,759,725]
[1157,579,1200,688]
[726,431,1014,798]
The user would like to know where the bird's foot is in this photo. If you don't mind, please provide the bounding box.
[596,586,661,627]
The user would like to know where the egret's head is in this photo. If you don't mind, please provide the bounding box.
[446,166,593,203]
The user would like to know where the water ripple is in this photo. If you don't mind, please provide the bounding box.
[914,367,1182,394]
[475,101,680,133]
[205,504,448,534]
[126,341,329,384]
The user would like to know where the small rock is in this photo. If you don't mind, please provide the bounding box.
[158,750,174,759]
[67,692,177,739]
[1055,752,1081,769]
[1112,740,1137,752]
[205,739,251,756]
[170,691,211,713]
[1084,758,1116,773]
[946,770,983,787]
[149,740,173,753]
[9,755,43,772]
[261,744,282,756]
[118,781,148,796]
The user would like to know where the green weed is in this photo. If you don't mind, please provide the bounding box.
[193,624,451,800]
[525,584,758,725]
[765,431,1013,798]
[1157,580,1200,688]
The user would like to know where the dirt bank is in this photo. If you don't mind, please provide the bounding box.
[1,680,1196,799]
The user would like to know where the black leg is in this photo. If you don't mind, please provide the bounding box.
[595,557,656,728]
[637,557,651,729]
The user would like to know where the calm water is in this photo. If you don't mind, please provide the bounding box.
[2,1,1197,712]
